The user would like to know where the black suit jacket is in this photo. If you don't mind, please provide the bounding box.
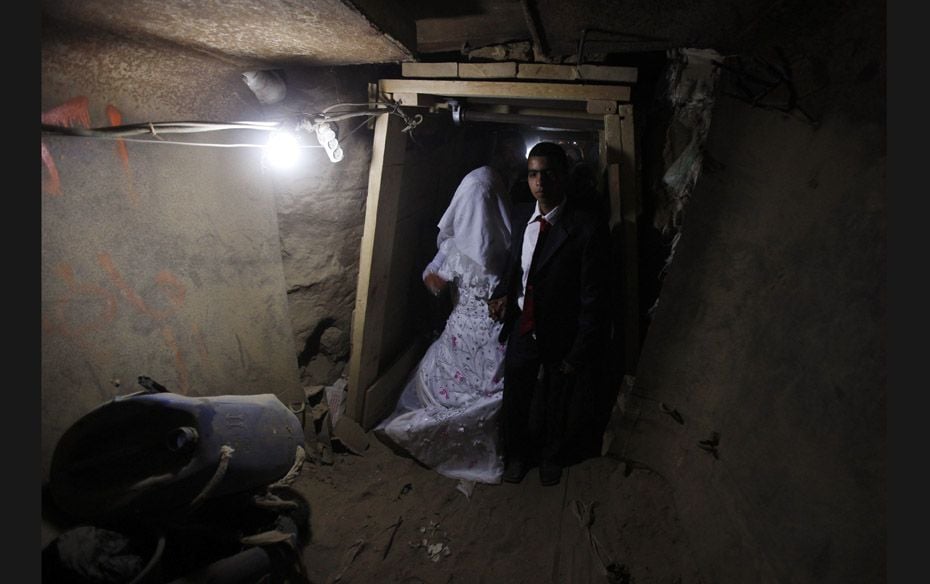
[493,200,611,367]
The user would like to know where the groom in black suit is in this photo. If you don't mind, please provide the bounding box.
[488,141,611,486]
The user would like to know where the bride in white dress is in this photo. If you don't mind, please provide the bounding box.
[376,133,525,487]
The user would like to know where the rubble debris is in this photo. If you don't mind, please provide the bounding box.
[333,416,370,455]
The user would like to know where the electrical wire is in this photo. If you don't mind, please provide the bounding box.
[40,98,423,149]
[96,138,323,148]
[41,120,280,138]
[321,102,392,113]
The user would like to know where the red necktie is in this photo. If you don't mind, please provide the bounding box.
[518,217,551,336]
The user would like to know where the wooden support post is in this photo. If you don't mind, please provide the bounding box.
[362,338,427,429]
[347,113,407,423]
[603,114,623,229]
[603,110,639,374]
[619,105,639,373]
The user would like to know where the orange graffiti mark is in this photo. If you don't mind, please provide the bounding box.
[41,142,62,196]
[98,252,150,317]
[42,96,92,198]
[42,96,92,128]
[97,252,191,394]
[105,104,139,204]
[105,105,128,164]
[43,263,119,351]
[98,254,187,322]
[155,270,187,310]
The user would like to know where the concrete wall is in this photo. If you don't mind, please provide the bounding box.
[614,27,885,584]
[41,22,303,482]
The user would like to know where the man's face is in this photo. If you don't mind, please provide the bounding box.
[527,155,564,206]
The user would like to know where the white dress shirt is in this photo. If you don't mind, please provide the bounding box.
[517,202,562,310]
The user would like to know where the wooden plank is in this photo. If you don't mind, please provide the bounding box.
[603,114,623,229]
[392,93,438,107]
[401,62,458,78]
[516,63,638,84]
[618,104,639,374]
[618,105,638,223]
[521,63,582,80]
[586,100,617,115]
[347,113,407,423]
[361,338,428,429]
[458,62,517,79]
[517,63,580,80]
[578,64,638,84]
[379,79,630,103]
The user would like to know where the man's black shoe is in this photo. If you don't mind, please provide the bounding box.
[503,459,529,483]
[539,460,563,486]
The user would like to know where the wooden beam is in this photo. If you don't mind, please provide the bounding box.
[346,113,407,423]
[578,64,638,84]
[603,114,623,229]
[392,93,438,107]
[401,62,458,78]
[516,63,638,83]
[618,105,638,223]
[361,338,428,429]
[379,79,630,102]
[517,63,579,80]
[618,105,640,373]
[458,62,518,79]
[402,62,638,84]
[586,100,618,115]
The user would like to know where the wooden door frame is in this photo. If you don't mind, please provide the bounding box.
[347,75,639,429]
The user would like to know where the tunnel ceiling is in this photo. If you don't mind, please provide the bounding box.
[41,0,839,67]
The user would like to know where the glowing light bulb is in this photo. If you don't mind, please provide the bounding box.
[265,131,299,169]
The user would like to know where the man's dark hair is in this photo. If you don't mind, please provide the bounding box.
[528,142,568,173]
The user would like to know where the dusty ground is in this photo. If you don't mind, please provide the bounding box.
[40,418,703,584]
[289,433,704,584]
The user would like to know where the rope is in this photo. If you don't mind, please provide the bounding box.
[189,445,235,510]
[253,492,300,511]
[268,445,306,489]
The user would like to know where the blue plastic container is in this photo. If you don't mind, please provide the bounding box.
[50,391,305,522]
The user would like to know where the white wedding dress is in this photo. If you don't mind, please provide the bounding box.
[376,165,511,485]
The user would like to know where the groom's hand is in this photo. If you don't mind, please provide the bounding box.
[423,272,448,296]
[487,296,507,322]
